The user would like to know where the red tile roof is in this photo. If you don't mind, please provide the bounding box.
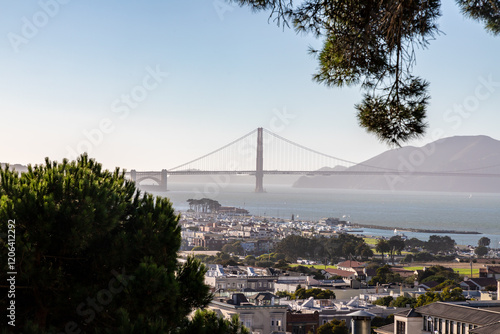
[337,260,365,268]
[324,268,356,277]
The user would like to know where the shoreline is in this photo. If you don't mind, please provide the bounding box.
[179,210,482,236]
[350,222,481,235]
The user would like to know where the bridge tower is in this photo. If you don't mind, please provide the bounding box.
[160,169,168,191]
[255,127,264,193]
[130,169,137,182]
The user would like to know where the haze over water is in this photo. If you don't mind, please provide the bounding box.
[148,183,500,247]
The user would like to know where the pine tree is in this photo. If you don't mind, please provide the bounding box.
[0,154,211,333]
[231,0,499,145]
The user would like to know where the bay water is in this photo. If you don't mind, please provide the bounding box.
[147,183,500,246]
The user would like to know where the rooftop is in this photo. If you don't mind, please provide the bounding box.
[415,302,500,326]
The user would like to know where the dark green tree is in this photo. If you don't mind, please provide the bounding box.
[187,198,221,213]
[391,295,417,308]
[293,287,336,300]
[478,237,491,248]
[222,241,245,255]
[276,235,313,261]
[230,0,499,145]
[388,236,406,264]
[417,265,460,284]
[179,309,249,334]
[415,287,465,307]
[376,239,391,263]
[317,318,349,334]
[430,279,460,292]
[373,296,394,307]
[0,155,211,333]
[355,242,374,260]
[369,264,403,285]
[475,245,489,257]
[425,235,456,254]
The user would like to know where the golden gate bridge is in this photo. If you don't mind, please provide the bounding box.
[127,128,500,192]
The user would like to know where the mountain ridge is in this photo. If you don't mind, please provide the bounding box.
[293,135,500,193]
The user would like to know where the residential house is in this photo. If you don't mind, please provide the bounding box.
[479,265,500,279]
[460,277,498,291]
[209,293,287,334]
[382,301,500,334]
[286,310,319,334]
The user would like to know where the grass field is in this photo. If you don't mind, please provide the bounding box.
[363,237,379,246]
[402,266,480,276]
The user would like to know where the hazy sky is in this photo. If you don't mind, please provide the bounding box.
[1,1,499,171]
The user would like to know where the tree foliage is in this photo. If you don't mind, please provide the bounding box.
[222,241,245,255]
[373,296,394,307]
[293,287,336,300]
[179,309,249,334]
[0,155,212,333]
[275,234,371,262]
[317,318,349,334]
[369,264,403,285]
[187,198,221,213]
[415,287,465,307]
[376,239,391,263]
[230,0,499,145]
[424,235,456,254]
[388,236,406,264]
[391,295,417,308]
[475,245,489,257]
[478,236,491,247]
[417,265,460,284]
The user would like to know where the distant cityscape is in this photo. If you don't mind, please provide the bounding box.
[178,206,500,333]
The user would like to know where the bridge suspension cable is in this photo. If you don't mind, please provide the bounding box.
[165,127,500,175]
[169,128,258,171]
[262,128,401,172]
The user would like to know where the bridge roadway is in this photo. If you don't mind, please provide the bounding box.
[163,170,500,177]
[127,169,500,192]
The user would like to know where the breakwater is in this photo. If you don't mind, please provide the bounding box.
[350,223,481,235]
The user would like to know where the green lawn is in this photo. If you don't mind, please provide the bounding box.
[402,266,479,276]
[364,237,379,246]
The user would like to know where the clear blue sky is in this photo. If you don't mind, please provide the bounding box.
[1,1,499,171]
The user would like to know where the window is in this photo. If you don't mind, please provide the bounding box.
[241,316,252,329]
[450,321,454,334]
[396,320,406,334]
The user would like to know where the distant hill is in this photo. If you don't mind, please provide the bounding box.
[293,135,500,193]
[0,163,28,173]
